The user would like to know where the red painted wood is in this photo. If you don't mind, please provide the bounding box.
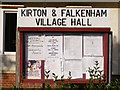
[103,33,109,83]
[83,73,86,79]
[18,27,110,32]
[82,36,84,57]
[41,60,45,79]
[20,32,23,83]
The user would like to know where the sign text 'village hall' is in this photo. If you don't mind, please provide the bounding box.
[18,8,109,27]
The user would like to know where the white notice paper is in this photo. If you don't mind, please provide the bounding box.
[45,33,62,59]
[84,34,103,56]
[64,34,82,59]
[64,60,82,79]
[25,33,45,60]
[45,59,62,79]
[82,57,104,79]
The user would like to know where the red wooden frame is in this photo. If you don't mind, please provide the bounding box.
[19,27,110,83]
[18,27,110,32]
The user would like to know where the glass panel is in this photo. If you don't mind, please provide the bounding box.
[5,13,17,52]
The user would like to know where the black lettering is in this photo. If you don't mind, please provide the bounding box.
[70,9,75,17]
[36,9,47,17]
[101,10,107,17]
[27,9,32,16]
[82,19,86,26]
[62,18,66,26]
[57,18,62,26]
[66,10,71,17]
[37,9,41,17]
[41,19,46,26]
[41,9,47,17]
[81,10,85,17]
[96,10,101,17]
[77,19,81,26]
[35,18,40,26]
[71,18,76,26]
[61,9,66,17]
[91,10,96,17]
[87,18,92,26]
[76,10,80,17]
[86,10,92,17]
[52,18,57,25]
[21,9,26,16]
[47,18,52,26]
[52,9,57,17]
[33,9,37,16]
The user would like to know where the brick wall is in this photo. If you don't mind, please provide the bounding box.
[1,73,43,88]
[1,73,16,88]
[1,73,46,88]
[20,83,42,88]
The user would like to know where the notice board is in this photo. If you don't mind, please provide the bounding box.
[20,31,109,82]
[18,7,110,83]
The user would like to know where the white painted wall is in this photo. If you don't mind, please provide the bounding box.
[110,8,119,75]
[118,8,120,75]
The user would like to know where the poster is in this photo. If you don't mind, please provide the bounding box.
[26,60,41,79]
[64,34,82,59]
[83,34,103,56]
[25,33,45,60]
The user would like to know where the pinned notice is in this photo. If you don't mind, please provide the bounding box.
[45,33,62,59]
[64,34,82,59]
[25,33,45,60]
[83,34,103,56]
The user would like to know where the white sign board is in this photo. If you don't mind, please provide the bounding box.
[18,8,109,27]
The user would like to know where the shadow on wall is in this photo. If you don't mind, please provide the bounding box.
[1,55,16,74]
[118,1,120,75]
[112,36,120,75]
[0,54,2,73]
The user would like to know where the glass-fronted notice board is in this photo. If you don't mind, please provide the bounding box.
[24,32,104,80]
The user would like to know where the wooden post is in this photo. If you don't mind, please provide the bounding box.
[41,60,45,88]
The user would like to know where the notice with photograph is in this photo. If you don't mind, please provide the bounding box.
[25,60,41,79]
